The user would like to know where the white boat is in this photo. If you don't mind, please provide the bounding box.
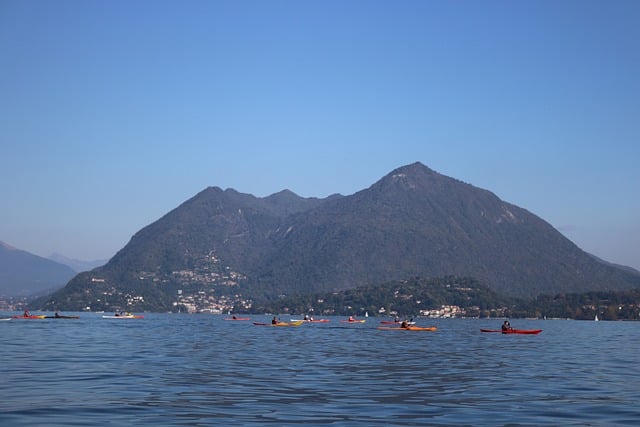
[595,314,599,321]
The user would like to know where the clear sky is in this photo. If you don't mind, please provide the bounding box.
[1,0,638,270]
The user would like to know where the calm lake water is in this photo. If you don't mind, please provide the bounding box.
[1,313,638,426]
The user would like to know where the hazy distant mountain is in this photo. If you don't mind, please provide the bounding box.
[48,253,107,273]
[0,241,76,296]
[42,162,640,311]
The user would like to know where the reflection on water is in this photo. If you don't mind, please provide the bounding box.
[1,314,639,426]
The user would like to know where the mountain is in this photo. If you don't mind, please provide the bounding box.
[0,241,77,297]
[256,163,640,297]
[48,253,108,273]
[41,162,640,312]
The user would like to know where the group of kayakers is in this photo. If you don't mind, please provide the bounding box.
[14,309,520,331]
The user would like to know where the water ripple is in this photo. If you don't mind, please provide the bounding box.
[2,315,639,425]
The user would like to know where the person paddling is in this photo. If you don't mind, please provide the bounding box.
[502,320,513,332]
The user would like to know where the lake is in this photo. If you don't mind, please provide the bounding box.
[1,313,638,426]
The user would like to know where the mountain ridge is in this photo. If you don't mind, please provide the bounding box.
[41,162,640,311]
[0,241,77,297]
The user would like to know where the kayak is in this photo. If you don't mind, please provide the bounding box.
[380,321,415,325]
[291,319,330,323]
[224,317,251,321]
[253,320,304,327]
[102,315,144,319]
[377,326,437,331]
[481,329,542,335]
[11,315,46,319]
[44,315,80,319]
[0,318,11,321]
[340,319,366,323]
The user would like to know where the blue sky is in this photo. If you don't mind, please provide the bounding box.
[1,0,639,270]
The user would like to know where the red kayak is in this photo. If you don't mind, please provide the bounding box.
[481,329,542,335]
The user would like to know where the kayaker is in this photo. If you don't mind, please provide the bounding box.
[23,309,30,317]
[271,316,278,325]
[502,320,513,331]
[55,311,61,318]
[400,320,409,329]
[304,314,310,321]
[348,316,354,321]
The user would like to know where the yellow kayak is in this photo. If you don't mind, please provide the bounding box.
[253,320,304,327]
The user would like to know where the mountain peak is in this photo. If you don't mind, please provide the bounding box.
[392,161,432,174]
[266,189,301,200]
[371,162,456,195]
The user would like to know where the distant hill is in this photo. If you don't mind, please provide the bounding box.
[41,162,640,312]
[0,242,76,297]
[48,253,107,273]
[253,276,512,317]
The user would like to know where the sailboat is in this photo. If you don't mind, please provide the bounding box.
[595,314,599,322]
